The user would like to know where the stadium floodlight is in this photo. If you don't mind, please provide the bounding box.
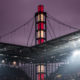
[72,50,80,58]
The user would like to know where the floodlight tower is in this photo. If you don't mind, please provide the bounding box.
[35,5,47,80]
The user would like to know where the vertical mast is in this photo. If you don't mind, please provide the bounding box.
[35,5,47,45]
[35,5,47,80]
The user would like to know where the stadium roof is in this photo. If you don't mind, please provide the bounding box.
[0,30,80,63]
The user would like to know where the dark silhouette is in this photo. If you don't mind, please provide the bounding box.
[0,66,31,80]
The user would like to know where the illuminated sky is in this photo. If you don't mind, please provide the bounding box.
[0,0,80,46]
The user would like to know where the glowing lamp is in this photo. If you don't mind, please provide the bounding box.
[2,60,5,64]
[38,30,44,38]
[37,65,45,73]
[56,74,62,78]
[13,61,16,65]
[72,50,80,57]
[38,14,44,22]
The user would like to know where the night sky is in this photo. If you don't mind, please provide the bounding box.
[0,0,80,46]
